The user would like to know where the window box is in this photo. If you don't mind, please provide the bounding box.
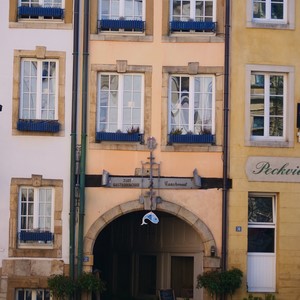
[98,19,145,32]
[18,6,64,19]
[170,21,216,32]
[168,134,215,144]
[19,231,54,243]
[17,119,60,133]
[96,132,144,143]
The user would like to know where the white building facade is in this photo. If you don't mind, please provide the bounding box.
[0,1,73,298]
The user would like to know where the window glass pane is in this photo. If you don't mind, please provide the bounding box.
[269,116,283,136]
[111,0,120,18]
[271,2,283,19]
[248,196,273,223]
[124,0,133,18]
[101,0,110,17]
[253,1,266,18]
[248,228,275,252]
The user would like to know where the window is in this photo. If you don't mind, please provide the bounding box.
[169,0,216,33]
[9,0,73,27]
[168,75,215,144]
[18,187,54,245]
[247,194,276,292]
[171,0,215,22]
[20,0,62,8]
[96,73,144,141]
[16,289,51,300]
[98,0,145,32]
[12,47,65,135]
[245,65,294,147]
[9,175,62,257]
[253,0,285,21]
[250,73,284,139]
[18,0,64,20]
[100,0,143,20]
[246,0,294,29]
[20,59,58,121]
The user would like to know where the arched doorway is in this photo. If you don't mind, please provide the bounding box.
[84,201,219,300]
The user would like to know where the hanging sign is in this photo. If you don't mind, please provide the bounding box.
[141,211,159,225]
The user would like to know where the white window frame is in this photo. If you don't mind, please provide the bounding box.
[20,59,59,121]
[168,74,215,135]
[245,64,294,147]
[97,73,145,133]
[252,0,287,22]
[16,289,51,300]
[247,193,276,292]
[18,186,54,239]
[246,0,295,29]
[19,0,64,8]
[99,0,145,20]
[170,0,216,22]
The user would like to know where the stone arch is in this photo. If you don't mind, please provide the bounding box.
[84,200,218,260]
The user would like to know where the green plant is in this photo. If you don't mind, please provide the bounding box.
[243,294,276,300]
[170,128,183,135]
[77,272,106,293]
[197,268,243,300]
[48,272,106,299]
[47,274,76,300]
[126,126,140,134]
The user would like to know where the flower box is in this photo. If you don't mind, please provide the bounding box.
[168,134,215,144]
[17,119,60,133]
[98,19,145,32]
[170,21,216,32]
[18,6,64,19]
[19,231,54,243]
[96,132,144,143]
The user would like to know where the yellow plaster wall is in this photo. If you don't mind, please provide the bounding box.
[229,1,300,299]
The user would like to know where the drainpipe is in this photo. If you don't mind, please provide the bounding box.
[69,0,80,281]
[77,0,89,276]
[222,0,231,275]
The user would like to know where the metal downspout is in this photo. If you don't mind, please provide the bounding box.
[222,0,231,274]
[69,0,80,281]
[78,0,89,276]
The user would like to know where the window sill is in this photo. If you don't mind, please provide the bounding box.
[17,119,60,133]
[9,21,72,30]
[91,33,153,42]
[162,34,224,43]
[246,21,294,30]
[245,139,293,148]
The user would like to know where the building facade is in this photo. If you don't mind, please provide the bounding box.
[80,0,227,299]
[0,0,73,299]
[229,0,300,299]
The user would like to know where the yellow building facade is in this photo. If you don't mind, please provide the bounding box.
[229,1,300,299]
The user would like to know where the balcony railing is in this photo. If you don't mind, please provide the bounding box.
[98,19,145,32]
[18,6,64,19]
[19,231,54,243]
[96,131,144,143]
[170,21,216,32]
[168,134,215,145]
[17,119,60,133]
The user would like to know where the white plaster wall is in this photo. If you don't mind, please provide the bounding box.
[0,1,73,266]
